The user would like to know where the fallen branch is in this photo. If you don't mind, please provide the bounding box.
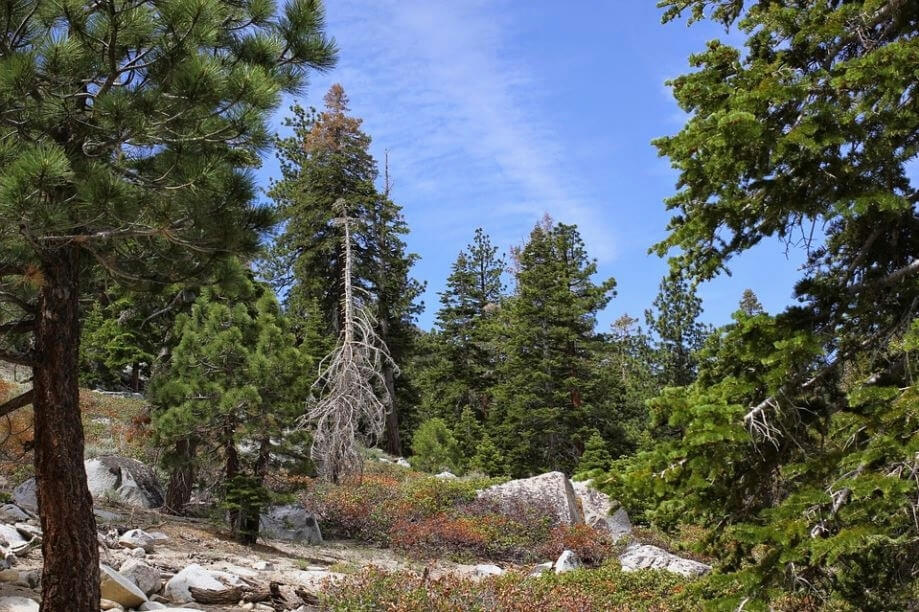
[189,585,243,604]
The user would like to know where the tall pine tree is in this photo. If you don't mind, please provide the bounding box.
[492,219,615,476]
[0,1,335,606]
[267,85,422,455]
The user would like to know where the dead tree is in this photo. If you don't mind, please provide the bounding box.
[305,200,398,482]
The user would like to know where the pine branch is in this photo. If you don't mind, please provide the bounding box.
[0,348,34,367]
[0,320,35,335]
[0,292,36,313]
[0,389,33,419]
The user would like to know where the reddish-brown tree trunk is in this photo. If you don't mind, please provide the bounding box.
[33,248,100,612]
[164,437,198,515]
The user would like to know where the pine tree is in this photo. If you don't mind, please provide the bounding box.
[469,433,509,477]
[609,0,919,606]
[409,417,459,474]
[453,406,485,471]
[492,220,615,476]
[421,228,506,422]
[576,431,614,474]
[644,272,711,387]
[152,268,306,542]
[0,2,335,606]
[738,289,763,316]
[267,85,422,455]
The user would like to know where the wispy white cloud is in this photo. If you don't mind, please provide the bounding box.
[301,0,617,261]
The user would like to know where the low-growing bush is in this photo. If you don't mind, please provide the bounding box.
[321,564,693,611]
[303,464,616,564]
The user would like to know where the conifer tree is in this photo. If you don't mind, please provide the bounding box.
[492,220,615,476]
[152,267,307,543]
[738,289,763,317]
[644,272,711,386]
[469,433,508,477]
[409,417,459,474]
[418,228,505,424]
[576,431,614,474]
[267,85,422,455]
[453,406,484,471]
[0,1,335,606]
[609,0,919,606]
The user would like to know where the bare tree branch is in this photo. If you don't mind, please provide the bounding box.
[0,349,34,367]
[304,200,397,482]
[0,389,33,419]
[0,319,35,335]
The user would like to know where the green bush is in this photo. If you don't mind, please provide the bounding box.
[410,417,460,473]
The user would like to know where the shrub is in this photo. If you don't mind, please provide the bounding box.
[410,417,460,473]
[321,564,693,611]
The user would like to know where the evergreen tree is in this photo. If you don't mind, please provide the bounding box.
[0,1,334,606]
[608,0,919,606]
[153,268,307,542]
[738,289,763,316]
[492,220,616,476]
[409,417,459,474]
[602,314,659,448]
[576,431,614,474]
[453,406,485,471]
[644,272,710,386]
[421,228,505,421]
[267,85,422,455]
[469,433,509,477]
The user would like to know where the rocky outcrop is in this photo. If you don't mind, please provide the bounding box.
[619,544,712,577]
[85,456,164,508]
[0,596,38,612]
[478,472,584,525]
[571,480,632,541]
[13,455,164,513]
[119,528,159,552]
[259,504,322,544]
[11,482,36,513]
[100,563,148,607]
[119,559,161,595]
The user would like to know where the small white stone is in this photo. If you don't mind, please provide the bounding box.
[473,564,503,578]
[554,550,581,574]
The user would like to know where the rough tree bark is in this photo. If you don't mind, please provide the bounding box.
[164,437,198,514]
[33,247,100,612]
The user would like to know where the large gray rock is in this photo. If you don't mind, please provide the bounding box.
[0,597,38,612]
[85,456,164,508]
[259,504,322,544]
[478,472,584,525]
[0,505,31,523]
[100,563,148,607]
[119,528,157,552]
[619,544,712,577]
[11,481,36,513]
[13,456,164,512]
[571,480,632,541]
[163,564,241,604]
[119,559,161,595]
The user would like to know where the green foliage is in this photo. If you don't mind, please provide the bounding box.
[418,229,506,423]
[453,407,485,469]
[321,563,692,611]
[644,272,711,387]
[265,84,423,455]
[410,418,460,474]
[151,264,309,541]
[577,432,613,474]
[490,219,617,476]
[468,434,509,477]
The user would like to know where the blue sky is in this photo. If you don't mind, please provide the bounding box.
[257,0,809,331]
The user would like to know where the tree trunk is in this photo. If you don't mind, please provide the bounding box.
[130,362,140,392]
[33,248,101,612]
[164,437,198,515]
[224,422,241,537]
[239,436,271,545]
[378,317,401,455]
